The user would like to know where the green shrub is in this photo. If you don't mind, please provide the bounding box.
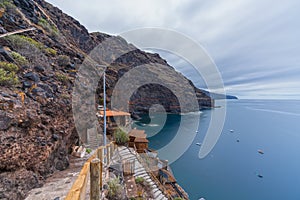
[6,35,44,50]
[0,61,19,86]
[0,68,19,86]
[135,177,144,184]
[23,37,43,49]
[57,55,70,66]
[0,61,19,72]
[86,148,92,154]
[38,17,59,37]
[99,98,104,105]
[0,0,16,10]
[55,72,69,83]
[38,18,48,27]
[114,128,129,145]
[11,51,28,66]
[107,177,123,200]
[6,35,58,57]
[5,35,49,66]
[45,48,57,56]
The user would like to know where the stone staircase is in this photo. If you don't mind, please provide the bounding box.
[87,127,100,149]
[118,146,168,200]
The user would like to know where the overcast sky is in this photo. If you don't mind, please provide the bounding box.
[47,0,300,99]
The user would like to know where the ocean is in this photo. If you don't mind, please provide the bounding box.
[133,99,300,200]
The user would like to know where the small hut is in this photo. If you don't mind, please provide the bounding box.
[128,129,149,153]
[133,137,149,153]
[98,109,131,134]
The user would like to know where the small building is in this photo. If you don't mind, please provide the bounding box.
[128,129,149,153]
[133,137,149,153]
[98,109,131,134]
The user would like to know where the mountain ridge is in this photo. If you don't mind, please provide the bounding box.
[0,0,212,199]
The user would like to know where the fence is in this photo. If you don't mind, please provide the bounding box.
[133,145,172,199]
[123,159,135,176]
[65,141,117,200]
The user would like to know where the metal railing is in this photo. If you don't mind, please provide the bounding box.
[133,145,172,199]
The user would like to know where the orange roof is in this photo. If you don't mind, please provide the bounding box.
[128,129,146,138]
[99,110,130,117]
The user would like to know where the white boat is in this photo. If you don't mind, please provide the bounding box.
[196,143,201,146]
[257,174,263,178]
[230,129,234,133]
[258,149,264,154]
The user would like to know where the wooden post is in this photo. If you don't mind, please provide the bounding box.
[65,162,90,200]
[106,144,110,164]
[110,143,114,159]
[90,158,100,200]
[99,160,103,190]
[111,142,114,153]
[97,147,103,189]
[97,147,103,163]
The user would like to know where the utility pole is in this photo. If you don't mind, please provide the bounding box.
[103,69,107,153]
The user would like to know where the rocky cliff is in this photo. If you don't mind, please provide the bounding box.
[0,0,212,199]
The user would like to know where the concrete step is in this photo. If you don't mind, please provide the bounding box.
[134,171,148,177]
[154,192,164,199]
[119,152,131,157]
[145,177,152,182]
[116,147,168,200]
[148,181,155,186]
[134,167,146,173]
[119,151,132,155]
[160,196,167,200]
[119,153,135,157]
[153,190,161,197]
[143,175,151,180]
[121,155,136,160]
[152,187,159,194]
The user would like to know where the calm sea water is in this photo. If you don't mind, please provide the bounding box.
[133,100,300,200]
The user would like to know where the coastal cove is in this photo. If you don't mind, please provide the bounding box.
[134,99,300,200]
[0,0,299,199]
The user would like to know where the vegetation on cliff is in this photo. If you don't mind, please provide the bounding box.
[0,0,212,199]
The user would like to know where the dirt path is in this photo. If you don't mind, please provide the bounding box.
[25,151,95,200]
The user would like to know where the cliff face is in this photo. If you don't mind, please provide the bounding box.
[0,0,212,199]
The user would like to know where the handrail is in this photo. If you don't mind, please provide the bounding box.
[133,144,172,199]
[65,141,115,200]
[65,142,173,200]
[65,154,96,200]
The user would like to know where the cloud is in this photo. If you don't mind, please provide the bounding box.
[47,0,300,99]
